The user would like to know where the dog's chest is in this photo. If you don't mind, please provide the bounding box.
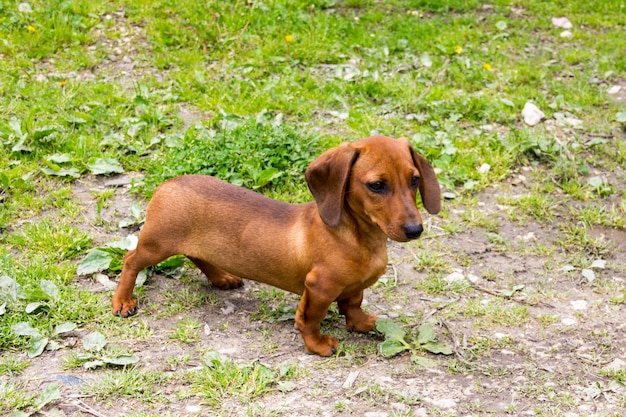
[358,245,388,287]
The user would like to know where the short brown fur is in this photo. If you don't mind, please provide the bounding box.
[112,135,441,356]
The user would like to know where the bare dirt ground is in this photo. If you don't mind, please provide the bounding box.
[12,163,626,417]
[8,10,625,416]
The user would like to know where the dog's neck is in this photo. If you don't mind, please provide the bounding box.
[338,207,388,250]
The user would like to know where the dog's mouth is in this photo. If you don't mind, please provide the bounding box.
[382,223,423,242]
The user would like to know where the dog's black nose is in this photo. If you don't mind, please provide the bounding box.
[403,224,423,239]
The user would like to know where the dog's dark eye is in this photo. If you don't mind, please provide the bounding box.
[410,176,420,190]
[367,181,387,194]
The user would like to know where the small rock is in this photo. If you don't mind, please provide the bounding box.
[95,274,118,290]
[220,301,236,315]
[414,408,429,417]
[603,358,626,371]
[467,274,480,283]
[570,300,588,310]
[342,371,359,389]
[561,317,578,326]
[522,102,545,126]
[445,272,465,283]
[217,347,238,355]
[365,413,388,417]
[560,30,573,38]
[429,398,457,410]
[552,17,573,29]
[608,85,622,95]
[391,402,410,413]
[186,405,202,413]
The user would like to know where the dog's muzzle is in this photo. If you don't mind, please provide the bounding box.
[403,223,423,240]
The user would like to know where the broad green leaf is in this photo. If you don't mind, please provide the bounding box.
[582,268,595,283]
[35,383,61,410]
[130,202,144,220]
[584,382,603,400]
[512,284,525,293]
[33,126,59,141]
[254,167,282,188]
[616,112,626,123]
[496,21,508,30]
[12,322,42,338]
[45,153,71,163]
[83,331,107,352]
[203,351,227,368]
[46,340,62,351]
[165,134,184,148]
[417,322,437,345]
[0,302,5,315]
[590,259,606,269]
[8,117,22,135]
[40,279,59,301]
[84,360,104,369]
[277,381,296,393]
[379,339,407,358]
[77,248,113,275]
[127,122,147,138]
[106,236,137,251]
[29,337,49,358]
[375,319,406,341]
[54,322,78,335]
[588,176,604,188]
[40,166,81,178]
[102,354,139,366]
[119,217,137,228]
[25,302,42,313]
[422,341,453,355]
[411,354,437,367]
[136,269,148,287]
[87,158,124,176]
[65,113,91,124]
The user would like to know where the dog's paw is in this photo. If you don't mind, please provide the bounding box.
[112,298,138,318]
[346,313,377,333]
[211,273,244,290]
[304,334,339,357]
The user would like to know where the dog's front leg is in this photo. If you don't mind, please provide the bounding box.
[338,290,377,333]
[295,272,341,356]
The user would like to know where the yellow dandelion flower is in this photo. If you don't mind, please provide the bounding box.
[483,63,493,72]
[454,45,463,54]
[27,25,36,33]
[60,81,67,88]
[284,34,294,43]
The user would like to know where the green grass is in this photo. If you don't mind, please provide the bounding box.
[1,0,626,415]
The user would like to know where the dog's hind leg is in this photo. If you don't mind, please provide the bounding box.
[188,257,244,290]
[338,290,377,333]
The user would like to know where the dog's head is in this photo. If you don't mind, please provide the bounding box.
[305,135,440,242]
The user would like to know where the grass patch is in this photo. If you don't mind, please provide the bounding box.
[188,352,301,409]
[142,113,326,201]
[2,0,626,415]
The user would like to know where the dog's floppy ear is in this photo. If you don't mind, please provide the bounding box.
[305,143,359,227]
[404,140,441,215]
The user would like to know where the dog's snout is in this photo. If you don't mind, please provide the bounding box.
[403,224,423,240]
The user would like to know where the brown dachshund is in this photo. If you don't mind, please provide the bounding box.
[112,135,441,356]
